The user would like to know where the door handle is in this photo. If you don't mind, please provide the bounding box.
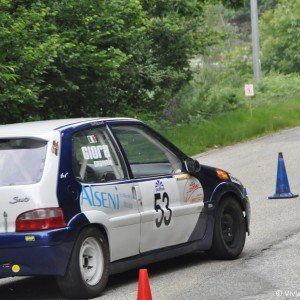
[132,185,142,202]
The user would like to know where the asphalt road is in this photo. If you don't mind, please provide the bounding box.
[1,126,300,299]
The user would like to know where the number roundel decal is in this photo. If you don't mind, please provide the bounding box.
[154,192,172,228]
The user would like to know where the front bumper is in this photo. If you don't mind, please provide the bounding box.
[0,227,75,277]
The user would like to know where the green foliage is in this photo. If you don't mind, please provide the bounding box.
[221,0,279,42]
[0,0,215,123]
[157,3,247,125]
[221,0,246,9]
[1,0,297,132]
[159,61,300,127]
[260,0,300,74]
[255,73,300,105]
[161,45,253,125]
[161,95,300,156]
[162,64,245,125]
[259,0,279,12]
[159,0,300,127]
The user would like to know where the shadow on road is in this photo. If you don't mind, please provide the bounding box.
[103,251,211,297]
[0,252,211,299]
[0,276,66,299]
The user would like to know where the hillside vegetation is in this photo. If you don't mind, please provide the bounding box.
[0,0,299,154]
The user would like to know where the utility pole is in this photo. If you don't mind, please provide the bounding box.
[250,0,261,83]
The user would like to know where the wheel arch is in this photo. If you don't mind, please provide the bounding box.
[85,223,109,245]
[67,211,112,261]
[209,182,250,234]
[219,191,244,210]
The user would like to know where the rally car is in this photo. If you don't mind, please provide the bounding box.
[0,118,250,298]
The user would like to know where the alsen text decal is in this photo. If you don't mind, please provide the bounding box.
[81,185,119,209]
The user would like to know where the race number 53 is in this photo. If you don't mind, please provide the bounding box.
[154,192,172,228]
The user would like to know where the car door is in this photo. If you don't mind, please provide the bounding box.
[111,124,205,253]
[72,126,141,261]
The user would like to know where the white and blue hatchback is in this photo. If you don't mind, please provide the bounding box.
[0,118,250,298]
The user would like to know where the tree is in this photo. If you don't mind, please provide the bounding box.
[0,0,218,123]
[260,0,300,74]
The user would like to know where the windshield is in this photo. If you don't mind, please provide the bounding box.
[0,138,47,186]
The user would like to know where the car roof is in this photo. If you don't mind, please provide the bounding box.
[0,117,137,138]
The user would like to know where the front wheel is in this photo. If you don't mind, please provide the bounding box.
[57,227,110,298]
[208,197,246,259]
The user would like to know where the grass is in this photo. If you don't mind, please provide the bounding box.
[160,96,300,156]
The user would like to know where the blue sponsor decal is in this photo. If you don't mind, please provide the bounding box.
[123,202,134,209]
[155,180,165,192]
[81,185,120,209]
[118,191,134,209]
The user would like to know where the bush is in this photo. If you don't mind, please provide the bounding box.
[260,0,300,74]
[0,0,216,124]
[255,73,300,105]
[161,61,247,125]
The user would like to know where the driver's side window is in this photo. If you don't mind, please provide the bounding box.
[112,125,182,178]
[72,127,125,183]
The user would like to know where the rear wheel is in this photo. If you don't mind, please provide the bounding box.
[208,197,246,259]
[57,227,109,298]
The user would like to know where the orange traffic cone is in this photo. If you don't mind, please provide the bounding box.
[137,269,152,300]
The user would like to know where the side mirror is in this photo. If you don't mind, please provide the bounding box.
[184,158,200,174]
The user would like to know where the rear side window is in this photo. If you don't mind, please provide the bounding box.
[72,127,125,183]
[0,138,47,186]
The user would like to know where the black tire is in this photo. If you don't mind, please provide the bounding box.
[56,227,110,299]
[208,197,246,259]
